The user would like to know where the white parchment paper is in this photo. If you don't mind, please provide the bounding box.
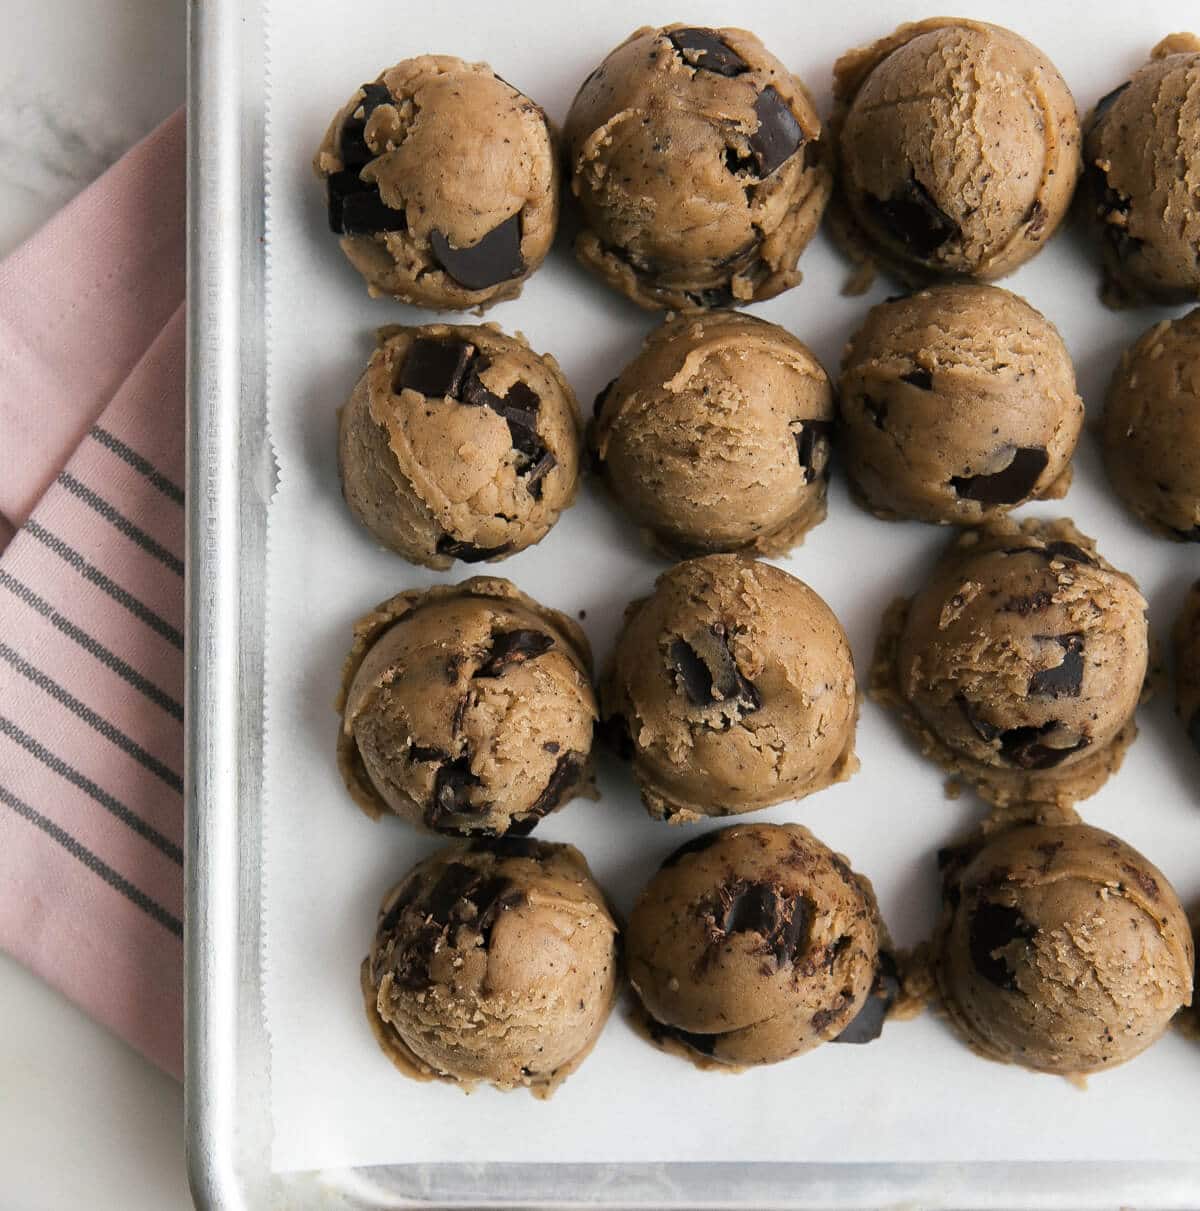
[263,0,1200,1173]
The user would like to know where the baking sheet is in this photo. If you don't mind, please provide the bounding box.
[262,0,1200,1175]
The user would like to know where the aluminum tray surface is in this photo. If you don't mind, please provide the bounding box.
[187,0,1200,1206]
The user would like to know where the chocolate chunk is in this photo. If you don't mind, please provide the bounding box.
[1043,540,1095,566]
[435,536,513,563]
[460,364,552,492]
[430,214,524,290]
[408,744,448,764]
[862,395,888,429]
[1093,81,1129,121]
[327,170,407,235]
[504,814,540,836]
[648,1016,720,1056]
[969,900,1035,991]
[476,629,554,677]
[465,875,526,943]
[424,862,480,923]
[834,951,901,1044]
[1002,590,1053,617]
[685,283,737,308]
[723,145,758,177]
[720,882,813,965]
[339,81,393,167]
[526,752,583,818]
[958,695,1000,742]
[597,712,635,761]
[668,28,749,77]
[396,337,476,398]
[470,835,553,860]
[523,452,557,499]
[428,756,483,824]
[950,446,1049,504]
[669,626,762,716]
[659,830,723,869]
[1028,634,1084,699]
[900,368,933,390]
[866,175,959,260]
[794,419,833,484]
[749,86,804,177]
[1190,709,1200,757]
[998,722,1089,770]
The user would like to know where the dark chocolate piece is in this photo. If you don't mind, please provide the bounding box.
[669,626,762,716]
[866,175,959,260]
[834,951,901,1044]
[958,695,1000,742]
[659,829,723,869]
[429,756,483,823]
[435,536,513,563]
[476,629,554,678]
[1043,540,1095,566]
[339,81,394,167]
[794,419,833,483]
[408,744,448,764]
[327,170,407,236]
[718,881,813,965]
[470,835,554,859]
[685,283,738,308]
[460,364,552,492]
[1002,590,1053,617]
[950,446,1049,505]
[396,337,476,398]
[526,752,583,819]
[425,862,480,922]
[430,214,525,290]
[668,28,749,77]
[523,452,557,499]
[749,86,804,177]
[998,722,1089,770]
[969,900,1035,991]
[723,145,758,177]
[1093,81,1129,121]
[1028,634,1084,699]
[900,368,933,390]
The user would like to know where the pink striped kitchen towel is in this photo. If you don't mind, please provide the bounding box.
[0,109,186,1077]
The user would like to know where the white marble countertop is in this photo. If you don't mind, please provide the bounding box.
[0,2,190,1207]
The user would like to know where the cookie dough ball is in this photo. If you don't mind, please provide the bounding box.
[363,837,619,1095]
[1102,309,1200,542]
[1082,35,1200,307]
[600,555,858,821]
[591,312,835,557]
[339,324,581,568]
[839,285,1083,524]
[872,520,1149,809]
[338,578,596,836]
[313,56,558,308]
[564,25,831,311]
[1176,583,1200,757]
[832,19,1080,286]
[628,823,895,1067]
[936,823,1194,1075]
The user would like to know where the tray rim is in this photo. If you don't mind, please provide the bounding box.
[183,1,1200,1207]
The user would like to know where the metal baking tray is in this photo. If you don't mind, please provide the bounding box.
[184,1,1200,1205]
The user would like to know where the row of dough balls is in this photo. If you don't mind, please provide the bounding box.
[360,820,1195,1097]
[313,23,1200,311]
[336,301,1199,572]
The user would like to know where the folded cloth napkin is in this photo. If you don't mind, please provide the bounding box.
[0,110,186,1077]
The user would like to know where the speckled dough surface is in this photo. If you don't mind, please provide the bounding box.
[1102,308,1200,542]
[363,837,619,1095]
[627,823,897,1068]
[935,823,1194,1075]
[338,578,596,836]
[1176,583,1200,759]
[839,284,1083,524]
[600,554,858,822]
[314,56,558,308]
[563,24,831,311]
[1082,35,1200,307]
[871,520,1149,809]
[339,324,581,569]
[591,312,835,557]
[831,18,1080,289]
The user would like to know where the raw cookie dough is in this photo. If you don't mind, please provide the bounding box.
[1102,308,1200,542]
[628,823,897,1068]
[339,324,581,568]
[872,520,1149,809]
[591,312,835,557]
[831,19,1080,289]
[314,56,558,308]
[839,284,1083,524]
[1176,583,1200,757]
[563,24,831,311]
[935,822,1194,1075]
[363,836,619,1095]
[338,578,596,836]
[600,554,858,821]
[1082,35,1200,307]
